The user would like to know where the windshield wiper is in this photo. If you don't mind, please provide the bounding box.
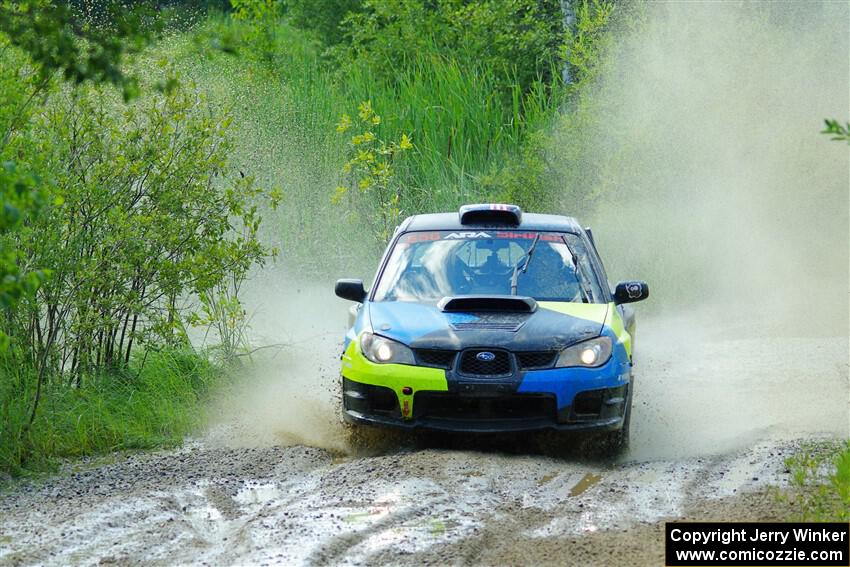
[572,255,591,303]
[562,237,591,303]
[510,233,541,295]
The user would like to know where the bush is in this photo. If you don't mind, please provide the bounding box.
[4,72,274,379]
[783,442,850,521]
[284,0,362,48]
[0,19,276,474]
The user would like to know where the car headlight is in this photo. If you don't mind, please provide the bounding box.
[556,336,613,368]
[359,332,416,365]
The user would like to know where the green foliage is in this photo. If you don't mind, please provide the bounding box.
[563,0,615,94]
[182,12,565,250]
[0,0,163,352]
[284,0,362,47]
[334,101,413,242]
[333,0,565,96]
[5,71,275,379]
[0,162,49,351]
[197,0,621,247]
[0,13,274,474]
[480,0,617,214]
[0,349,218,475]
[191,278,255,364]
[0,0,159,101]
[230,0,282,63]
[480,129,554,212]
[782,442,850,521]
[346,54,557,207]
[0,45,50,352]
[822,118,850,143]
[142,0,621,262]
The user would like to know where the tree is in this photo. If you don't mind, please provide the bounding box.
[0,0,158,350]
[4,73,277,422]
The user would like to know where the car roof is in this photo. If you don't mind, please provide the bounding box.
[400,211,584,233]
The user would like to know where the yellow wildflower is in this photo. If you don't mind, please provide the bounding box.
[398,133,413,150]
[336,113,352,133]
[357,150,375,163]
[372,162,391,178]
[351,131,376,146]
[358,176,374,191]
[331,185,348,204]
[358,100,373,121]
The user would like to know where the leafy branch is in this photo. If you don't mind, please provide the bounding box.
[333,100,413,242]
[822,118,850,144]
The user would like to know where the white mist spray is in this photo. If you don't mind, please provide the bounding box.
[567,2,849,457]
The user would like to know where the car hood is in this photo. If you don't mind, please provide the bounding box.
[367,300,609,352]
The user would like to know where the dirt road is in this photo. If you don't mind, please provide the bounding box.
[0,437,809,567]
[1,307,846,566]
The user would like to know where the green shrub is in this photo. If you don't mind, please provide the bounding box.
[783,442,850,521]
[283,0,362,48]
[3,67,275,377]
[0,14,276,475]
[333,100,413,242]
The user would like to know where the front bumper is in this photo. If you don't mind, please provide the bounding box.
[342,376,629,433]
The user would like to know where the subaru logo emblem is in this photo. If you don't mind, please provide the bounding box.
[476,351,496,362]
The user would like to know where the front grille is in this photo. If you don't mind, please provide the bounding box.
[459,349,512,376]
[413,392,556,421]
[516,351,558,370]
[415,349,456,369]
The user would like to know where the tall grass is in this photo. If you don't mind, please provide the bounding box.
[0,350,218,476]
[149,16,562,278]
[341,54,560,212]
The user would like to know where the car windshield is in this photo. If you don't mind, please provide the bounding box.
[372,231,605,303]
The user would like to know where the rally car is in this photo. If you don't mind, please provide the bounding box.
[334,204,648,452]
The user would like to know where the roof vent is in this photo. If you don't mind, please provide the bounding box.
[459,204,522,226]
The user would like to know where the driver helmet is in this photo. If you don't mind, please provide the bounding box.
[478,239,511,272]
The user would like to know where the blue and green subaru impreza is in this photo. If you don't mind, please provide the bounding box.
[334,204,648,451]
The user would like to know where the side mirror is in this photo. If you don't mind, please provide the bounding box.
[335,278,367,303]
[613,281,649,304]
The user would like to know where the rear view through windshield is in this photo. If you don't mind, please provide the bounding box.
[372,231,606,303]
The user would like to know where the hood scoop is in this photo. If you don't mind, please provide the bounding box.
[438,295,538,314]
